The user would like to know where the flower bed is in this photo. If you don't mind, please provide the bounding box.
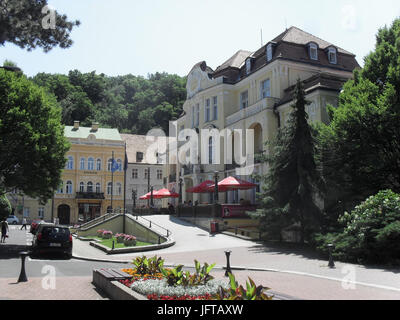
[118,256,273,301]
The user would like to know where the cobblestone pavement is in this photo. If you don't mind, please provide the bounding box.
[0,277,108,300]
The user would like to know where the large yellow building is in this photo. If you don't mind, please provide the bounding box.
[53,121,125,225]
[166,26,360,206]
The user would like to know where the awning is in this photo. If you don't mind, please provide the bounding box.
[152,188,180,199]
[206,176,258,192]
[186,180,215,194]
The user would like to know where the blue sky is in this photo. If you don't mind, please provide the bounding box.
[1,0,400,77]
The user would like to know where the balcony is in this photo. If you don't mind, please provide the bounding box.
[225,97,280,126]
[75,192,105,200]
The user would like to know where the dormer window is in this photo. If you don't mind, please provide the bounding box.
[246,58,251,75]
[327,47,337,64]
[308,43,318,61]
[266,43,273,62]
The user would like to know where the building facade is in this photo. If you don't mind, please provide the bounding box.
[165,26,360,206]
[53,121,125,225]
[122,134,166,211]
[7,191,53,223]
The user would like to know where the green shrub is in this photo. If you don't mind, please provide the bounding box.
[0,194,12,220]
[314,190,400,264]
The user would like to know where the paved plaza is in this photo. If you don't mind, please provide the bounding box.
[1,216,400,300]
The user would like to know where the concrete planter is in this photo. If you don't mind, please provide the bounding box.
[92,269,147,300]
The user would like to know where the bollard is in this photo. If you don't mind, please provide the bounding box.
[224,250,232,277]
[18,252,29,283]
[112,240,115,250]
[328,244,335,268]
[158,236,161,245]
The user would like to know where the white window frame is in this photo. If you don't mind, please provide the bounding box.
[213,96,218,120]
[79,182,85,193]
[132,169,138,179]
[88,157,94,171]
[309,43,318,60]
[66,181,73,194]
[38,207,44,219]
[66,156,74,170]
[157,169,163,180]
[246,58,251,75]
[266,44,273,61]
[107,182,112,195]
[23,207,30,218]
[240,90,249,109]
[96,183,101,193]
[261,79,271,99]
[80,157,85,170]
[328,47,337,64]
[205,99,211,122]
[195,103,200,127]
[87,181,93,193]
[96,159,102,171]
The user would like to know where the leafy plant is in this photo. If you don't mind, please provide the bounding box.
[213,273,273,300]
[133,256,164,276]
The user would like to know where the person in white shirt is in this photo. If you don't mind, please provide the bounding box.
[20,218,27,230]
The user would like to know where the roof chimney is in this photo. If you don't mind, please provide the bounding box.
[73,121,80,129]
[91,122,99,132]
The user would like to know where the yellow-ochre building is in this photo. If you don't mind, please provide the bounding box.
[165,26,360,206]
[53,121,125,225]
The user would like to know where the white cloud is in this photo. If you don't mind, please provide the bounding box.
[341,4,358,31]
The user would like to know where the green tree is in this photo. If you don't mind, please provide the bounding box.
[0,0,80,52]
[0,194,12,220]
[319,18,400,212]
[0,69,70,202]
[255,79,325,243]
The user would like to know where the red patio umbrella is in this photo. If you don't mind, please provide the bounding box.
[206,176,258,192]
[152,188,180,199]
[139,191,156,200]
[186,180,215,194]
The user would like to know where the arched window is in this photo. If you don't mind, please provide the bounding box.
[116,183,122,195]
[88,158,94,171]
[96,159,102,171]
[107,159,113,172]
[96,183,101,193]
[308,43,318,60]
[80,157,85,170]
[66,181,73,194]
[66,156,74,170]
[328,47,337,64]
[87,181,93,193]
[79,182,85,193]
[107,182,112,195]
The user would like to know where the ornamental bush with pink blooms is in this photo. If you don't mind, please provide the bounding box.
[115,233,126,243]
[124,235,137,246]
[102,230,113,239]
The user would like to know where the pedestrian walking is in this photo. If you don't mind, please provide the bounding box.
[1,219,9,243]
[20,218,27,230]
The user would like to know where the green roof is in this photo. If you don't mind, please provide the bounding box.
[64,126,122,141]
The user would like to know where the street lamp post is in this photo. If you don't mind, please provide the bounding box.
[214,171,219,204]
[131,189,137,210]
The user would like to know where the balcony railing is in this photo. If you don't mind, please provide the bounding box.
[75,192,105,200]
[226,97,280,126]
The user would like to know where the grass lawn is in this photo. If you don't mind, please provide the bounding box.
[85,236,152,249]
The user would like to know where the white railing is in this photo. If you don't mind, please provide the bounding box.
[226,97,280,126]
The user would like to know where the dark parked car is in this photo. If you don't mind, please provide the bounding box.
[32,224,73,259]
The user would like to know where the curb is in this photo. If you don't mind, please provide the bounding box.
[72,254,400,293]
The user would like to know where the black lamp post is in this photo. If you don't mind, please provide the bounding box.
[224,250,232,277]
[150,186,154,207]
[214,171,219,204]
[179,178,183,205]
[328,244,335,268]
[131,189,137,210]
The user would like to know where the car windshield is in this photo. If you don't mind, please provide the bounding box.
[41,227,70,236]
